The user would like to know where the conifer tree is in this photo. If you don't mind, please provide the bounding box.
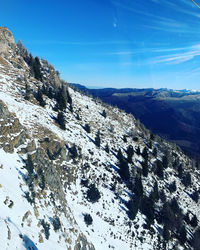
[25,154,34,175]
[153,147,157,157]
[57,111,66,130]
[123,135,127,143]
[40,219,50,239]
[127,145,134,163]
[71,144,78,158]
[38,168,45,190]
[163,225,170,241]
[160,202,176,230]
[28,53,35,76]
[134,175,143,197]
[160,189,166,203]
[178,164,183,179]
[195,161,200,170]
[150,181,159,202]
[67,90,72,104]
[127,196,139,220]
[141,160,148,177]
[36,87,46,107]
[140,195,155,225]
[117,148,123,161]
[142,146,148,161]
[33,56,42,81]
[55,87,67,111]
[192,227,200,250]
[87,184,101,203]
[170,198,181,215]
[84,213,93,226]
[191,190,199,203]
[24,154,35,193]
[159,189,167,203]
[182,172,191,187]
[150,133,155,140]
[41,84,48,95]
[24,83,31,100]
[136,146,140,155]
[95,130,101,147]
[168,180,176,193]
[148,140,152,149]
[76,113,81,120]
[105,143,110,153]
[118,158,130,181]
[102,110,107,118]
[156,159,164,179]
[52,217,61,231]
[162,155,169,169]
[47,87,54,99]
[17,40,26,55]
[184,212,190,224]
[61,83,68,100]
[69,103,73,113]
[84,123,91,133]
[179,225,187,245]
[190,215,198,228]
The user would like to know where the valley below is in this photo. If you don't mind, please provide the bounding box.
[73,84,200,160]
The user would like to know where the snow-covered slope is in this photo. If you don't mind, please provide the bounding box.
[0,27,199,250]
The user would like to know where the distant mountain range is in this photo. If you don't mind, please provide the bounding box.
[71,83,200,159]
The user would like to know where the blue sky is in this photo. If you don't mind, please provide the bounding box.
[1,0,200,90]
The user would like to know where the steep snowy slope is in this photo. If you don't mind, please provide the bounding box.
[0,27,199,250]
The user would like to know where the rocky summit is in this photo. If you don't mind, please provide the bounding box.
[0,27,199,250]
[0,27,15,55]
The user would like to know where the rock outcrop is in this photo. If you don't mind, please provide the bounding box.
[0,27,15,55]
[0,100,27,153]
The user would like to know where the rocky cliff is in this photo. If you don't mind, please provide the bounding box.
[0,27,15,55]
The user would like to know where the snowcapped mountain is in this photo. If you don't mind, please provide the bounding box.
[0,27,199,250]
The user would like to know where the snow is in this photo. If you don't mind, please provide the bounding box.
[0,148,70,250]
[0,51,199,250]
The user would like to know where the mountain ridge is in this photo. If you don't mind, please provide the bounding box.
[71,83,200,159]
[0,28,200,250]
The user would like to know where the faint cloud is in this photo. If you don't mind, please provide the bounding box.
[102,46,192,56]
[111,0,200,34]
[153,44,200,64]
[113,17,118,28]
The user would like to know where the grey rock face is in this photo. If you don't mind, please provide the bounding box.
[0,100,27,152]
[0,27,15,55]
[75,234,95,250]
[0,100,11,121]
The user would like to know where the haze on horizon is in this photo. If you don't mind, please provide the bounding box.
[1,0,200,90]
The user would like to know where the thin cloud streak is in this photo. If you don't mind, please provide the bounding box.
[141,23,200,34]
[107,44,200,66]
[111,0,198,17]
[153,44,200,64]
[111,0,200,33]
[103,45,196,56]
[189,67,200,76]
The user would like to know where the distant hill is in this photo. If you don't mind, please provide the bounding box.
[71,84,200,159]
